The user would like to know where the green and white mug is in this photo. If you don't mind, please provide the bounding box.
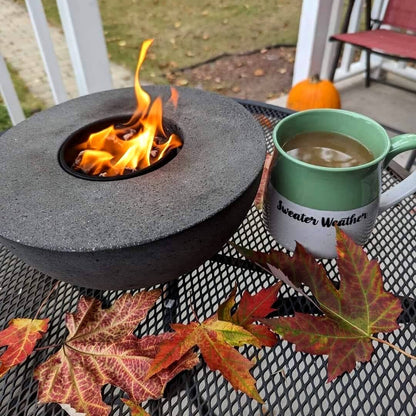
[265,109,416,258]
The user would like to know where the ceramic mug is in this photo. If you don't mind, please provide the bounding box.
[264,109,416,258]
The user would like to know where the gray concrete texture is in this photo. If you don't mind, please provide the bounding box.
[0,86,265,289]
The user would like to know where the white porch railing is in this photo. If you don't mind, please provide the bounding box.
[0,53,25,125]
[3,0,415,127]
[0,0,112,126]
[293,0,416,86]
[26,0,68,104]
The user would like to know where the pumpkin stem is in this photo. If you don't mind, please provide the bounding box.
[310,74,321,84]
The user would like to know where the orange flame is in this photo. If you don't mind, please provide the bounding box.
[74,39,182,177]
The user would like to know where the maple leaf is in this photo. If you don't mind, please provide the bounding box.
[0,317,49,378]
[202,317,262,347]
[217,285,238,322]
[148,284,281,403]
[260,227,403,381]
[217,283,281,347]
[34,291,198,416]
[233,283,281,326]
[234,243,305,286]
[147,320,263,403]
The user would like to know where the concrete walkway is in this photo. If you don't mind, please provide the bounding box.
[0,0,134,107]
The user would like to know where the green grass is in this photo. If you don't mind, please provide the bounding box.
[39,0,301,83]
[7,0,301,123]
[6,0,370,127]
[0,63,45,130]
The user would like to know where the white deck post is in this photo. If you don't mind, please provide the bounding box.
[0,54,25,126]
[25,0,68,104]
[363,0,390,78]
[292,0,334,85]
[57,0,113,96]
[320,0,344,80]
[339,0,364,73]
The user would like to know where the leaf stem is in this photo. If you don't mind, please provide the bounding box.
[34,343,62,351]
[190,304,200,323]
[34,281,60,320]
[370,335,416,360]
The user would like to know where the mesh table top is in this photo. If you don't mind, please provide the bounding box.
[0,101,415,416]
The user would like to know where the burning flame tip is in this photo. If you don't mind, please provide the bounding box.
[169,87,179,108]
[73,39,182,177]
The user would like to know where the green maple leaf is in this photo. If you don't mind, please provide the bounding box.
[255,227,403,381]
[34,291,198,416]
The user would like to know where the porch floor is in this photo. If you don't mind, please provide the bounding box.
[267,72,416,171]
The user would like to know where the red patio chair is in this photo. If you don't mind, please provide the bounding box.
[329,0,416,89]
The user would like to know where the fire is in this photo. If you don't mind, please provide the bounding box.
[73,39,182,177]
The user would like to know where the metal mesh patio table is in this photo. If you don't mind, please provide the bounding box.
[0,101,414,416]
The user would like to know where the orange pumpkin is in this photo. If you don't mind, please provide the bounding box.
[286,74,341,111]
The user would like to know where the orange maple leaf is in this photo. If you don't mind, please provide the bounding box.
[0,317,49,378]
[147,320,263,403]
[147,284,282,402]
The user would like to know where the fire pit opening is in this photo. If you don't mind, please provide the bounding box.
[57,38,184,181]
[58,115,183,181]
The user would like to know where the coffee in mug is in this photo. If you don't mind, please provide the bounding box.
[265,109,416,258]
[282,131,374,168]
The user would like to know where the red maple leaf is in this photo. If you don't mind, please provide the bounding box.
[0,317,49,378]
[234,243,306,286]
[250,227,404,381]
[217,283,281,347]
[34,291,198,416]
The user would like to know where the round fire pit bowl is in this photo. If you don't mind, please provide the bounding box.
[0,86,266,290]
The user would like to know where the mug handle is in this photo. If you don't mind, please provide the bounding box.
[379,134,416,212]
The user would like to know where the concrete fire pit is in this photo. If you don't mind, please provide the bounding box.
[0,86,265,289]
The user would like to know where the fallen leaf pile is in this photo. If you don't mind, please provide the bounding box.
[1,227,413,416]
